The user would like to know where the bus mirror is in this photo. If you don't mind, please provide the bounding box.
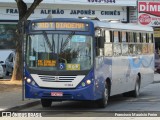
[95,29,101,37]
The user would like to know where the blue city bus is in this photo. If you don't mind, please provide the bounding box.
[24,18,154,108]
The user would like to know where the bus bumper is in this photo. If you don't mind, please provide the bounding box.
[25,84,95,101]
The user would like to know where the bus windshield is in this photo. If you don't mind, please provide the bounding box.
[26,32,93,71]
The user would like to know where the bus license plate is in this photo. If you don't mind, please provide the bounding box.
[51,92,63,96]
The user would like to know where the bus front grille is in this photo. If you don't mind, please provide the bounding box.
[31,74,85,88]
[39,75,76,82]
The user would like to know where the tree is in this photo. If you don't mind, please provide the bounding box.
[11,0,42,81]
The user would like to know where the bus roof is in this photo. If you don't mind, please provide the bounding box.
[92,20,153,32]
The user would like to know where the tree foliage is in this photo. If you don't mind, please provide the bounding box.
[12,0,42,80]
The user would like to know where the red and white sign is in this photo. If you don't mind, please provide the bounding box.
[138,14,151,25]
[138,1,160,26]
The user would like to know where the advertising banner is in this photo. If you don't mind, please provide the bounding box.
[138,1,160,26]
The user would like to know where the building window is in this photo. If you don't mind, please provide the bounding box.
[0,24,17,49]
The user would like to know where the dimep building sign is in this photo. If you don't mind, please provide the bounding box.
[138,1,160,26]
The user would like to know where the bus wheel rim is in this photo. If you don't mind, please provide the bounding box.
[105,87,108,104]
[136,81,140,95]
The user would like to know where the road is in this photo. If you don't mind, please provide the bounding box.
[16,82,160,117]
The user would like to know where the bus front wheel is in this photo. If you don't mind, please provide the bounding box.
[97,82,109,108]
[41,99,52,108]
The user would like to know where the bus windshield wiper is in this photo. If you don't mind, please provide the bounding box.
[42,31,53,52]
[60,31,75,52]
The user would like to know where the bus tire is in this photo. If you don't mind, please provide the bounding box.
[130,76,140,97]
[97,82,109,108]
[41,99,52,107]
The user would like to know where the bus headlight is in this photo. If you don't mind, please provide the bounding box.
[86,80,91,85]
[26,78,32,83]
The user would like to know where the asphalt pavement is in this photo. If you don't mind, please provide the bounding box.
[0,73,160,111]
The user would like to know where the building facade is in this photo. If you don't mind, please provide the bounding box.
[137,0,160,55]
[0,0,137,49]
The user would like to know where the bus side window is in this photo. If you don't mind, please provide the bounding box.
[137,44,142,55]
[140,33,142,43]
[129,32,134,43]
[151,33,154,43]
[136,33,140,43]
[136,33,142,55]
[95,37,105,56]
[149,33,153,43]
[142,33,147,43]
[133,32,136,43]
[122,31,126,42]
[126,32,129,42]
[148,33,154,54]
[142,33,148,54]
[95,29,105,56]
[119,32,122,42]
[104,30,113,56]
[113,31,119,43]
[146,33,149,43]
[113,31,121,56]
[133,32,137,55]
[110,31,113,42]
[105,30,112,43]
[122,31,128,56]
[128,32,134,55]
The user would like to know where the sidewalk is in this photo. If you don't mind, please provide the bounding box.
[0,90,40,111]
[0,74,160,111]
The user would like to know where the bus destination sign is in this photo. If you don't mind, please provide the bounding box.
[31,22,89,31]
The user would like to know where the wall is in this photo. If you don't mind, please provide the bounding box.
[0,4,127,21]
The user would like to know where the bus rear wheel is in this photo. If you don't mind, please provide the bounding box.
[41,99,52,108]
[97,83,109,108]
[123,76,140,97]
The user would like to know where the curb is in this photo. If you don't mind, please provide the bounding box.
[4,100,41,111]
